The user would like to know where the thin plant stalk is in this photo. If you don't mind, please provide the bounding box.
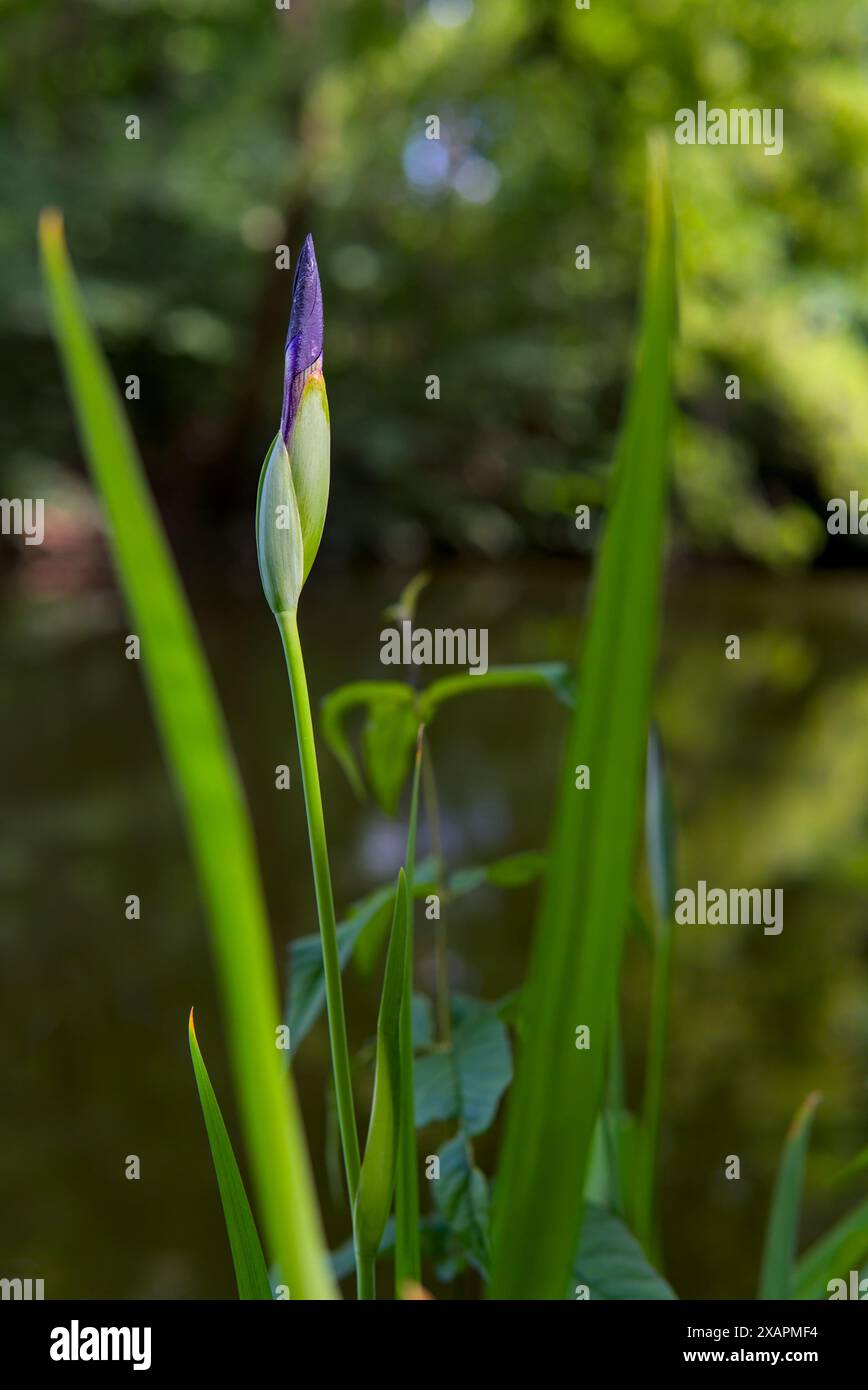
[635,727,676,1258]
[602,996,626,1218]
[421,741,451,1044]
[277,607,361,1207]
[489,137,676,1300]
[356,1257,375,1301]
[395,730,424,1291]
[635,910,674,1256]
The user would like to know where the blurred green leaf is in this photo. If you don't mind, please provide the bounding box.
[287,849,545,1052]
[490,139,677,1300]
[362,697,419,815]
[794,1198,868,1300]
[287,918,369,1053]
[286,862,436,1051]
[418,663,574,723]
[629,900,655,952]
[320,681,415,801]
[432,1132,492,1278]
[383,571,431,625]
[832,1143,868,1188]
[414,995,513,1137]
[494,989,523,1027]
[412,993,436,1050]
[330,1216,451,1283]
[188,1012,271,1301]
[449,849,547,895]
[572,1204,677,1301]
[354,856,436,976]
[322,665,572,810]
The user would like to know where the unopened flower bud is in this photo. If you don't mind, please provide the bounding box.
[256,235,330,613]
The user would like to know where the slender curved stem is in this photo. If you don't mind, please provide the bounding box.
[421,742,451,1045]
[277,608,361,1211]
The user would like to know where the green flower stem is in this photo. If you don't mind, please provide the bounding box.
[355,1244,376,1301]
[278,608,361,1208]
[421,743,451,1045]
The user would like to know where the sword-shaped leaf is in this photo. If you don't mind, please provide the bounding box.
[489,137,677,1299]
[188,1011,272,1300]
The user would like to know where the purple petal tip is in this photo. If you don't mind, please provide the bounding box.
[280,234,324,444]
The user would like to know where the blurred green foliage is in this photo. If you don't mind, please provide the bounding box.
[5,0,868,568]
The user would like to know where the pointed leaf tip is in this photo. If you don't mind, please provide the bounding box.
[38,207,65,249]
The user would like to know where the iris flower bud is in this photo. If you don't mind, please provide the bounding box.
[256,235,330,614]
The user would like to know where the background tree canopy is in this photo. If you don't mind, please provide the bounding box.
[5,0,868,574]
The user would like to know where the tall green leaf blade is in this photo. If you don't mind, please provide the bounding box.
[354,869,409,1262]
[188,1012,272,1300]
[758,1092,822,1299]
[489,138,677,1300]
[39,211,335,1300]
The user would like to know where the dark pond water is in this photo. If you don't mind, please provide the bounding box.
[2,560,867,1298]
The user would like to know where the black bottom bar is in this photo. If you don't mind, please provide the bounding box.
[1,1298,863,1374]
